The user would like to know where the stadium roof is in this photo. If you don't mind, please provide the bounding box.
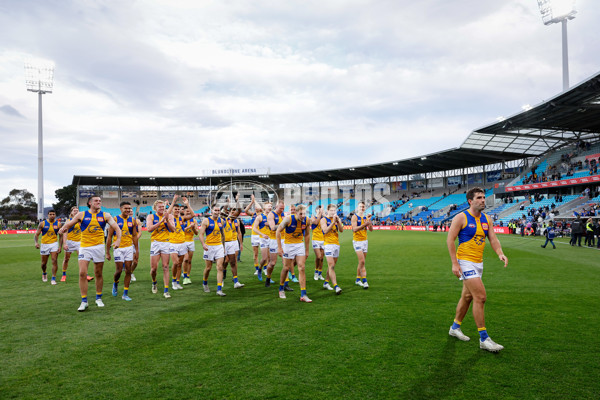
[73,71,600,187]
[463,71,600,155]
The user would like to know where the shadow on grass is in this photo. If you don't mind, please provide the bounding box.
[401,337,482,399]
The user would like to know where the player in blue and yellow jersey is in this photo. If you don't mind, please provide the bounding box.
[320,204,344,295]
[311,206,325,281]
[147,199,176,298]
[244,194,263,276]
[251,201,273,282]
[276,205,311,302]
[447,187,508,353]
[105,201,139,301]
[265,200,286,287]
[59,196,122,312]
[61,206,88,283]
[199,204,227,296]
[182,205,199,285]
[34,210,62,285]
[285,204,299,283]
[128,205,144,282]
[222,208,245,289]
[351,201,373,289]
[168,196,195,290]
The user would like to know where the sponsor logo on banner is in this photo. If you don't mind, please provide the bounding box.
[507,174,600,191]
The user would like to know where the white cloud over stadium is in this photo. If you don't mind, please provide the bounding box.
[0,0,599,207]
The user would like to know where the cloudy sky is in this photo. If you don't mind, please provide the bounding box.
[1,0,599,206]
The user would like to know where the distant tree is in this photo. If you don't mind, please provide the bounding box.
[0,189,37,220]
[53,184,77,216]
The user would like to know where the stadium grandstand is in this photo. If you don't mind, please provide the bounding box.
[72,71,600,231]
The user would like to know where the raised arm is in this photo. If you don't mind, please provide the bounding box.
[243,194,255,215]
[181,197,195,221]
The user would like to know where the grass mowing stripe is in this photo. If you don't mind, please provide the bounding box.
[1,232,598,399]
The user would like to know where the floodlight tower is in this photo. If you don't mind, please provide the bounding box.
[25,61,54,220]
[537,0,577,92]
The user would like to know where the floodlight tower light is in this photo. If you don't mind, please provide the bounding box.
[24,61,54,220]
[537,0,577,92]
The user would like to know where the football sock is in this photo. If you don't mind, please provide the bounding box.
[301,288,307,297]
[123,287,129,296]
[478,327,489,341]
[96,292,102,300]
[81,296,87,303]
[233,276,239,283]
[451,319,461,330]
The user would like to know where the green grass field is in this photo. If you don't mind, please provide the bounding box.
[1,231,598,399]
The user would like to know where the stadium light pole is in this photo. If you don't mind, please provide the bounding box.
[25,61,54,221]
[537,0,577,92]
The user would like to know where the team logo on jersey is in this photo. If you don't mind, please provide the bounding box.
[84,217,91,221]
[468,223,476,228]
[481,223,489,230]
[473,235,485,245]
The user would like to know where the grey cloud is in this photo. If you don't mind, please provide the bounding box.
[0,105,26,118]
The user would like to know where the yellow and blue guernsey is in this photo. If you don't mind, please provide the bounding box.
[284,215,307,244]
[311,217,324,241]
[205,216,224,245]
[257,213,270,237]
[149,213,171,242]
[224,218,235,242]
[456,210,489,263]
[231,219,239,242]
[170,216,185,244]
[80,211,108,248]
[115,215,134,248]
[268,211,283,239]
[41,219,60,244]
[183,218,195,242]
[323,217,339,246]
[353,215,368,242]
[66,218,81,242]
